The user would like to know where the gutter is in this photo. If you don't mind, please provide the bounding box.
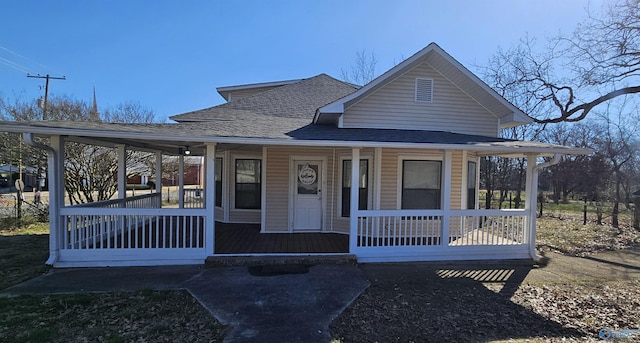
[23,132,58,265]
[528,153,561,261]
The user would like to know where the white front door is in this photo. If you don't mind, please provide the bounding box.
[292,161,323,231]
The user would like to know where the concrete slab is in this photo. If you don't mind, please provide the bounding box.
[1,264,370,343]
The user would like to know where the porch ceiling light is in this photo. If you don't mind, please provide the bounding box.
[184,146,191,155]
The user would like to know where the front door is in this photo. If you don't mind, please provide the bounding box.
[293,161,323,231]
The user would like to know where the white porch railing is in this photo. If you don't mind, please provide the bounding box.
[183,188,204,208]
[354,209,530,262]
[72,193,162,209]
[57,193,207,266]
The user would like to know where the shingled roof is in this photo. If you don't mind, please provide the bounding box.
[170,74,357,122]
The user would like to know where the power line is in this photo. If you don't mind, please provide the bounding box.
[0,45,62,75]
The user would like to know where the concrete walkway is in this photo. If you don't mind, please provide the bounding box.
[1,264,370,343]
[2,249,638,342]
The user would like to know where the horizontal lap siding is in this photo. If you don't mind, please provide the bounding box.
[343,63,498,137]
[264,147,338,232]
[450,151,463,210]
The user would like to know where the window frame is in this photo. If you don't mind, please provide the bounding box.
[397,154,443,210]
[233,157,262,211]
[465,157,479,210]
[338,157,372,218]
[214,157,223,208]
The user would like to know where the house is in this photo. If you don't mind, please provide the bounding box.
[0,43,588,267]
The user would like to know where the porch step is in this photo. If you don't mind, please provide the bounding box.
[204,254,358,268]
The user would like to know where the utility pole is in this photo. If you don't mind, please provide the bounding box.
[27,74,66,120]
[27,73,66,192]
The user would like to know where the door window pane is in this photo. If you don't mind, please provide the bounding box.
[297,163,319,194]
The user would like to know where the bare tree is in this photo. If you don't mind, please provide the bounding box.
[484,0,640,123]
[1,95,157,204]
[340,49,378,86]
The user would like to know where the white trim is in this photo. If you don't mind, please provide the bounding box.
[373,147,382,210]
[461,152,480,210]
[205,143,217,254]
[288,155,329,232]
[396,153,445,209]
[117,144,127,199]
[441,151,452,243]
[337,155,373,219]
[223,150,230,222]
[261,146,267,232]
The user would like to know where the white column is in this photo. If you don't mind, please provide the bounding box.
[373,147,382,210]
[349,147,361,253]
[524,154,538,246]
[155,151,162,193]
[205,143,217,254]
[46,135,64,265]
[441,150,452,246]
[116,144,126,200]
[178,154,185,208]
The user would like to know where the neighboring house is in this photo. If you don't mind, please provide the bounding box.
[0,43,588,267]
[127,156,204,186]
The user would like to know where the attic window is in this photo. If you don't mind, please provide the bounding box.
[415,78,433,103]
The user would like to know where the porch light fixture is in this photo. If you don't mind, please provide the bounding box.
[184,147,191,155]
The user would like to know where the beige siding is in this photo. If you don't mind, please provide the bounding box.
[450,151,463,210]
[264,146,339,232]
[342,63,499,137]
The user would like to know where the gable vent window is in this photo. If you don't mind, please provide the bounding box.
[415,78,434,103]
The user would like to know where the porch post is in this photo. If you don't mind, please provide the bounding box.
[205,143,217,254]
[178,154,185,208]
[441,150,452,246]
[349,147,361,253]
[524,154,537,247]
[373,147,382,210]
[155,151,162,197]
[46,135,64,265]
[116,144,126,200]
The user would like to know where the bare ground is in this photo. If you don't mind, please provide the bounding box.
[330,215,640,342]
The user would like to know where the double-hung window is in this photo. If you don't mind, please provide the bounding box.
[235,159,261,209]
[401,160,442,209]
[342,159,369,217]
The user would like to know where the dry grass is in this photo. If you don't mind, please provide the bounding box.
[537,212,640,256]
[0,290,226,342]
[0,221,226,343]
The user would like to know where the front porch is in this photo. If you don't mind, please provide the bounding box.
[37,135,549,267]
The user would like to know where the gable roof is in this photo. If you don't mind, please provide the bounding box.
[316,42,533,128]
[170,74,358,122]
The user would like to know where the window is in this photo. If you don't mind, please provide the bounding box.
[342,160,369,217]
[467,161,477,209]
[235,159,261,209]
[415,78,434,103]
[215,158,222,207]
[402,160,441,209]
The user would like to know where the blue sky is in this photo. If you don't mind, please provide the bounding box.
[1,0,601,122]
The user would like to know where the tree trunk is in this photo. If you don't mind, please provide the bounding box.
[583,198,588,225]
[612,178,621,228]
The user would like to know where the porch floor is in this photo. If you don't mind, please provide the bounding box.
[214,222,349,254]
